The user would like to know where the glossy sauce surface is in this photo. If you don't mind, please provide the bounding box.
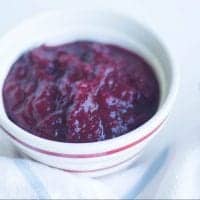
[3,41,159,143]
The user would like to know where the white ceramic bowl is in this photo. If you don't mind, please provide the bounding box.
[0,11,178,177]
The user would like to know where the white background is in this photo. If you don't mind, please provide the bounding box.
[0,0,200,198]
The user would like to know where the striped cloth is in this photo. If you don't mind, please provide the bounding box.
[1,129,200,199]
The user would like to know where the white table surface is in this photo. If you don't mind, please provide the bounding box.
[0,0,200,198]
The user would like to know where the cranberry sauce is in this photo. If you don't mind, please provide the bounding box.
[3,41,159,143]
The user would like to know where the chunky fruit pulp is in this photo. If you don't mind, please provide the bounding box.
[3,41,159,143]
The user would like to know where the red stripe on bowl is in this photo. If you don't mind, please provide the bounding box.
[1,119,165,158]
[62,151,141,173]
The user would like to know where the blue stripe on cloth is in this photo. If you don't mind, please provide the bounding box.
[124,147,169,199]
[14,159,50,199]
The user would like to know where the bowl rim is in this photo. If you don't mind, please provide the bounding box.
[0,10,179,153]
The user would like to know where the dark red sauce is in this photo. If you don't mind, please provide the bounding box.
[3,41,159,143]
